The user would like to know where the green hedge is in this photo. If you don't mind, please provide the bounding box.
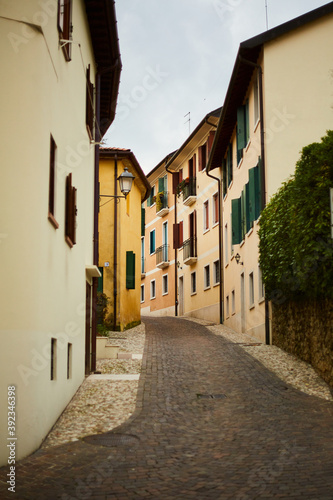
[259,131,333,303]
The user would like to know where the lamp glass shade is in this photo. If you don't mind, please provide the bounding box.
[118,167,135,195]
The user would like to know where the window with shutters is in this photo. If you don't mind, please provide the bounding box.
[248,160,262,222]
[147,185,155,207]
[203,200,209,232]
[48,135,59,229]
[191,272,197,295]
[97,267,103,293]
[227,143,233,186]
[254,70,260,126]
[173,221,183,249]
[204,265,211,290]
[258,265,265,301]
[58,0,72,61]
[231,197,242,245]
[150,280,156,299]
[86,65,94,140]
[213,260,220,286]
[198,143,207,172]
[236,100,249,164]
[149,229,156,255]
[162,274,168,295]
[224,224,229,263]
[65,173,77,248]
[213,193,219,225]
[140,284,145,303]
[141,206,145,236]
[249,272,255,308]
[126,251,135,289]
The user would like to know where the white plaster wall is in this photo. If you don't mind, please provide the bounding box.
[0,0,97,465]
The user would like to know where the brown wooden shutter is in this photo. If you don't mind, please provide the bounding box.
[172,172,179,194]
[207,131,215,155]
[173,223,179,249]
[179,221,183,246]
[193,153,196,177]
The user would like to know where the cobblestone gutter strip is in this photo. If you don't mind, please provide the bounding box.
[184,317,333,402]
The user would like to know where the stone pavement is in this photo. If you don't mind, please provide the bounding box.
[1,316,333,499]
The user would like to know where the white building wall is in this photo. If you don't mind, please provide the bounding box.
[0,0,97,465]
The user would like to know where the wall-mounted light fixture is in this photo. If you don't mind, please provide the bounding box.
[235,253,244,265]
[100,167,135,204]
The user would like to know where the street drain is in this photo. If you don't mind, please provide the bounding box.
[197,394,227,400]
[83,433,140,448]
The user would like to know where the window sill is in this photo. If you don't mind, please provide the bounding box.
[203,228,210,235]
[212,222,219,229]
[228,180,234,190]
[48,213,59,230]
[245,139,251,152]
[213,282,220,288]
[237,158,243,169]
[204,286,211,291]
[258,297,265,305]
[240,240,245,248]
[249,304,255,311]
[191,291,197,296]
[150,296,156,301]
[254,119,260,133]
[225,263,229,269]
[247,227,254,238]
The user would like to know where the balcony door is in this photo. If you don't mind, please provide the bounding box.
[162,221,168,262]
[189,210,197,257]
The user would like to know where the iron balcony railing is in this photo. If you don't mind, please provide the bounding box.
[156,191,168,213]
[182,177,196,202]
[156,244,169,265]
[183,237,197,261]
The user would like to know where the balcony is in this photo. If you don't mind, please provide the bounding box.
[182,177,197,206]
[183,237,197,265]
[156,244,169,269]
[156,191,169,217]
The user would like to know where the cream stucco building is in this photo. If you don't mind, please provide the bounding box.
[141,109,223,324]
[208,3,333,342]
[0,0,121,465]
[98,148,150,331]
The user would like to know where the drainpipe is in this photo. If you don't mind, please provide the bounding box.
[113,155,118,331]
[165,158,178,317]
[239,55,269,345]
[206,122,223,324]
[91,72,101,372]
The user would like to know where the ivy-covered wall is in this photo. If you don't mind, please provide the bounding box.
[259,132,333,387]
[272,299,333,389]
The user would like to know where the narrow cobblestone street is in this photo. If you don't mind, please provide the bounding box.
[1,316,333,499]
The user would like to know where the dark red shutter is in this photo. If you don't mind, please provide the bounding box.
[207,131,215,155]
[172,172,179,194]
[173,223,179,249]
[179,221,183,246]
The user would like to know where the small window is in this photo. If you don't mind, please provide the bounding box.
[213,193,219,225]
[203,200,209,232]
[140,284,145,303]
[48,135,59,229]
[204,265,210,290]
[162,274,168,295]
[191,272,197,295]
[149,230,156,255]
[213,260,220,286]
[51,338,57,380]
[67,343,72,379]
[58,0,72,61]
[198,143,207,171]
[226,295,230,318]
[249,272,255,308]
[126,251,135,289]
[86,65,94,140]
[150,280,156,299]
[65,173,77,248]
[231,290,235,315]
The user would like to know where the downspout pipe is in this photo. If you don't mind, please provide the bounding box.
[91,71,101,373]
[205,120,223,325]
[239,55,270,345]
[165,158,178,317]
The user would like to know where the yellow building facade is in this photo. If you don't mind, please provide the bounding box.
[208,4,333,342]
[99,149,150,331]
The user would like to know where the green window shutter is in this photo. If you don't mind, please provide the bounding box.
[126,251,135,289]
[141,207,145,236]
[227,144,233,186]
[241,189,246,240]
[231,197,242,245]
[245,182,251,233]
[237,105,246,162]
[256,157,262,218]
[249,166,256,224]
[97,267,103,293]
[150,231,155,254]
[222,159,227,197]
[158,177,164,193]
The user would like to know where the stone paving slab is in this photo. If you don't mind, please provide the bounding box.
[1,317,333,500]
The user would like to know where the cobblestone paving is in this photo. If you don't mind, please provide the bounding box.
[1,317,333,499]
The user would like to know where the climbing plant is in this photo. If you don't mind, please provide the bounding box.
[259,130,333,303]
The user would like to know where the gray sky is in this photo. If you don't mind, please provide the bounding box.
[104,0,330,174]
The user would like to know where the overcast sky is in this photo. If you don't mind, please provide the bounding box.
[104,0,331,174]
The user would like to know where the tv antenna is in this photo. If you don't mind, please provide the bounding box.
[265,0,269,30]
[184,112,191,135]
